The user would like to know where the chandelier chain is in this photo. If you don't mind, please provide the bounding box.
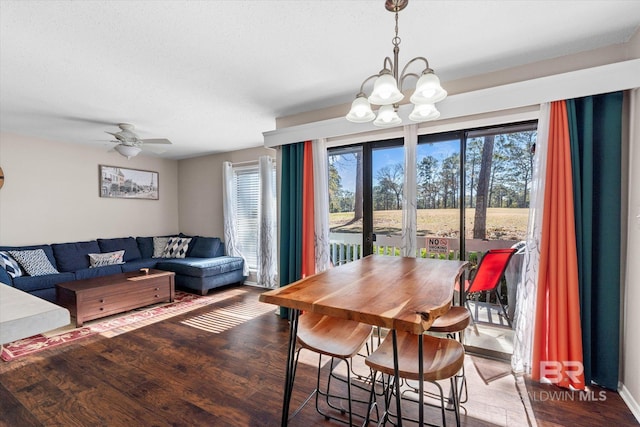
[393,10,401,48]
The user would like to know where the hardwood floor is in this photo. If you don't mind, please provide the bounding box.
[0,286,636,426]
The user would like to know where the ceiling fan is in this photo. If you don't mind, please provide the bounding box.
[106,123,172,159]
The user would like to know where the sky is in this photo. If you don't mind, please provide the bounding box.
[332,139,460,191]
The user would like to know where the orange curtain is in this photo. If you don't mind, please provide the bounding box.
[532,101,585,390]
[301,140,316,278]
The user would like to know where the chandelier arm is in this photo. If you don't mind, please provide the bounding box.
[358,74,382,94]
[399,56,431,81]
[382,56,394,73]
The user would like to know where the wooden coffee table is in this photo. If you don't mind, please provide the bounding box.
[56,269,175,327]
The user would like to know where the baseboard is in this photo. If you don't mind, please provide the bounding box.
[619,382,640,423]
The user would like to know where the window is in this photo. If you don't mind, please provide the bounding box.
[232,163,276,271]
[233,167,260,269]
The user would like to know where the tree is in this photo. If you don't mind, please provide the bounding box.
[466,138,484,207]
[328,162,342,213]
[353,151,363,221]
[375,163,404,210]
[417,155,438,209]
[473,135,494,239]
[440,153,460,208]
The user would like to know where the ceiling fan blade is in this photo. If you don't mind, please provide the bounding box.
[105,131,126,142]
[141,145,168,154]
[142,138,172,145]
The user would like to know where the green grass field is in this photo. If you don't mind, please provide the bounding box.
[330,208,529,241]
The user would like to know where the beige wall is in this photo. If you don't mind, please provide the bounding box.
[0,133,179,246]
[177,146,276,239]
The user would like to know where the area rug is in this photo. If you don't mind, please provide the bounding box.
[471,354,513,384]
[1,288,247,362]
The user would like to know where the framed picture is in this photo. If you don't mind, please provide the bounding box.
[99,165,159,200]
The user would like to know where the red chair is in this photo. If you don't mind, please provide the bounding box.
[457,248,517,328]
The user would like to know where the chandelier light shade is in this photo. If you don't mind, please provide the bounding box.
[114,144,142,159]
[374,104,402,127]
[408,102,441,122]
[346,93,376,123]
[346,0,447,127]
[369,71,405,105]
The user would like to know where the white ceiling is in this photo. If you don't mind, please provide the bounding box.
[1,1,639,159]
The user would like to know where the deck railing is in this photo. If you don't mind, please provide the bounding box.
[329,232,518,265]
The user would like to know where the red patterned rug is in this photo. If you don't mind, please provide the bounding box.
[1,289,246,362]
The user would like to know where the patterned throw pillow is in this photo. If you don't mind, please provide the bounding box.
[8,249,59,276]
[88,250,125,268]
[152,237,170,258]
[0,251,23,278]
[161,237,192,259]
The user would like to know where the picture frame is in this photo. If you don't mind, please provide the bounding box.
[99,165,159,200]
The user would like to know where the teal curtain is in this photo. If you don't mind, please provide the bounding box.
[568,91,623,390]
[278,142,305,318]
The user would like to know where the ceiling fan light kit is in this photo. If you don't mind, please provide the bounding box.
[346,0,447,127]
[106,123,172,159]
[114,144,142,159]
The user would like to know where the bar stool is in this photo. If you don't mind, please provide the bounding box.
[290,312,373,425]
[365,331,465,426]
[427,306,471,405]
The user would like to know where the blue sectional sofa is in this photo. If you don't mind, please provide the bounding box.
[0,235,246,302]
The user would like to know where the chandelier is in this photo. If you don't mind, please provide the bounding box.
[346,0,447,127]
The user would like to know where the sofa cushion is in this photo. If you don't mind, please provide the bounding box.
[120,258,157,273]
[0,264,13,285]
[12,272,76,293]
[97,237,142,262]
[52,241,101,272]
[161,237,191,259]
[188,237,221,258]
[74,264,123,280]
[136,237,154,259]
[9,249,59,276]
[88,250,125,268]
[0,251,23,278]
[156,256,243,278]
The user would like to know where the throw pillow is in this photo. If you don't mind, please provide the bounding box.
[161,237,192,259]
[0,251,23,278]
[153,237,170,258]
[189,237,221,258]
[8,249,59,276]
[88,250,125,268]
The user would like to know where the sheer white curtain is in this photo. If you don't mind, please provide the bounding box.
[312,138,331,273]
[402,125,418,257]
[222,162,249,276]
[258,156,277,287]
[511,103,549,374]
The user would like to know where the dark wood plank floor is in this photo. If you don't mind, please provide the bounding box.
[0,286,636,426]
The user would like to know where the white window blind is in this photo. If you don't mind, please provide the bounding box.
[233,167,260,269]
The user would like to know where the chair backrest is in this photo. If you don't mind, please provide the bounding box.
[467,248,517,293]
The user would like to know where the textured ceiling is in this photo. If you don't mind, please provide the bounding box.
[1,0,639,159]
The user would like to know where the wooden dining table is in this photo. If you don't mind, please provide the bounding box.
[259,255,468,426]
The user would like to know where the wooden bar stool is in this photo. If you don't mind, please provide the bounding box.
[290,312,374,425]
[428,306,471,405]
[365,331,465,426]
